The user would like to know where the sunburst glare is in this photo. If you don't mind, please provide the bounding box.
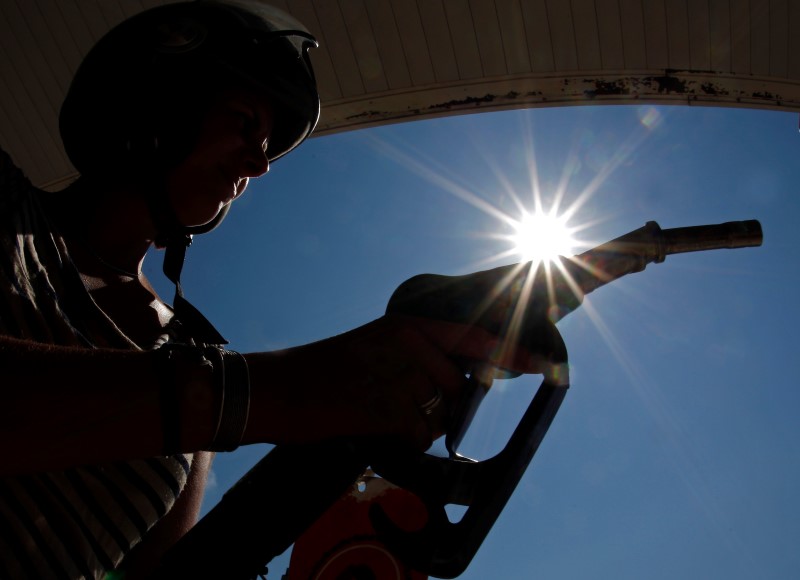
[509,210,578,264]
[366,109,666,463]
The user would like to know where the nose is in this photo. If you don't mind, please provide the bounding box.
[243,140,270,178]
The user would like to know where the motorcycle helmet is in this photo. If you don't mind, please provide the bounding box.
[59,0,320,237]
[59,0,320,344]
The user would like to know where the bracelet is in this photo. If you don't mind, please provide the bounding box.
[206,348,251,452]
[154,344,251,454]
[154,344,212,456]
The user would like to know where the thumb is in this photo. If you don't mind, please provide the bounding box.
[491,317,568,377]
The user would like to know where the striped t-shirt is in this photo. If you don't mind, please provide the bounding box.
[0,148,194,579]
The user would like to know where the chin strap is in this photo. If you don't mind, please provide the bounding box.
[143,169,229,346]
[162,233,228,345]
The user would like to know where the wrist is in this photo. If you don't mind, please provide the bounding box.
[154,344,216,455]
[201,347,250,451]
[156,342,258,455]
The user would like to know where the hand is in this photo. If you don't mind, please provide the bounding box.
[487,311,569,382]
[246,314,513,450]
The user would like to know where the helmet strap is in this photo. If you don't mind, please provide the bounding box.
[148,180,228,345]
[162,234,228,345]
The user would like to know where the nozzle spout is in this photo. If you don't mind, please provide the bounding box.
[661,220,763,255]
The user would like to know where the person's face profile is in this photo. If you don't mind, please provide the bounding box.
[164,86,275,228]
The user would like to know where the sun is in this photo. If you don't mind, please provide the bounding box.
[510,210,578,264]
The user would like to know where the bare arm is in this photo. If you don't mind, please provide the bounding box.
[0,335,218,474]
[0,314,543,475]
[240,314,545,450]
[117,451,214,579]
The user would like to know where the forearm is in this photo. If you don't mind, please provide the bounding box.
[0,335,218,474]
[0,314,511,474]
[0,334,332,474]
[238,316,470,449]
[240,346,341,446]
[118,451,214,579]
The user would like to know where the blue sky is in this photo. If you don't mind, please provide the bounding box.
[146,103,799,579]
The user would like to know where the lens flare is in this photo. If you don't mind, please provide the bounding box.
[362,110,676,466]
[509,210,577,264]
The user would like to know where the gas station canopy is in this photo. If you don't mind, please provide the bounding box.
[2,0,799,191]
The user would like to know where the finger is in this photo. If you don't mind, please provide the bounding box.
[373,318,470,402]
[524,318,568,370]
[352,356,448,448]
[408,388,437,451]
[415,384,450,440]
[492,319,568,374]
[401,313,568,376]
[394,315,499,367]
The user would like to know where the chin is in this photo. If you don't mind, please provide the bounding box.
[175,201,227,230]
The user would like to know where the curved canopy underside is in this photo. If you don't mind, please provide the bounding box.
[2,0,799,191]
